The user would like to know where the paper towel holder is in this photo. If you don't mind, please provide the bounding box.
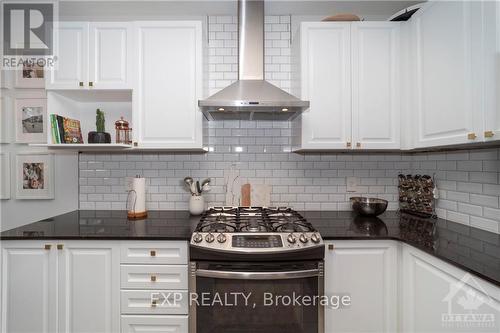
[127,176,148,219]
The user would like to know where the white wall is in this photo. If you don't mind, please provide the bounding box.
[0,71,79,232]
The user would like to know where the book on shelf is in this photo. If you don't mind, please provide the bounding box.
[50,114,84,144]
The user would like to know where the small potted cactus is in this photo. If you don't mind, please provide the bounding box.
[88,108,111,143]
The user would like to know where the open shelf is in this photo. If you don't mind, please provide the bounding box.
[30,143,132,151]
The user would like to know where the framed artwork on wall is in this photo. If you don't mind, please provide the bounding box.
[14,97,47,143]
[14,63,45,88]
[0,152,11,199]
[0,96,10,143]
[15,152,54,200]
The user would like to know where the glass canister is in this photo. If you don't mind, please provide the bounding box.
[115,116,132,144]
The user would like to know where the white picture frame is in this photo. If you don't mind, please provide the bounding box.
[0,152,11,200]
[15,97,47,143]
[14,63,45,88]
[15,153,54,200]
[0,96,10,143]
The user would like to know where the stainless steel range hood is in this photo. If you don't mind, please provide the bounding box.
[199,0,309,121]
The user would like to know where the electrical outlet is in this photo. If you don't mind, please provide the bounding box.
[347,177,358,193]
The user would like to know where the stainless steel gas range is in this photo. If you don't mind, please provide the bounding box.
[189,207,325,333]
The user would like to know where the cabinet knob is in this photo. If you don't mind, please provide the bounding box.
[484,131,495,138]
[89,81,93,87]
[44,244,52,250]
[467,133,477,140]
[79,82,84,87]
[150,250,156,257]
[133,142,138,147]
[57,244,63,250]
[346,142,352,148]
[356,142,361,148]
[328,244,334,251]
[151,300,157,307]
[150,275,157,282]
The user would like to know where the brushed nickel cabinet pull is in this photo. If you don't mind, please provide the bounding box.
[485,131,495,138]
[467,133,477,140]
[346,142,352,148]
[57,244,63,250]
[150,275,157,282]
[356,142,361,148]
[151,300,157,307]
[150,250,156,257]
[79,82,84,87]
[88,81,93,87]
[44,244,52,250]
[133,142,138,147]
[328,244,334,251]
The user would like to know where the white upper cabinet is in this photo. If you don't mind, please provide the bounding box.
[293,22,400,151]
[411,1,480,147]
[294,22,352,150]
[479,0,500,142]
[352,22,401,150]
[88,23,133,89]
[133,21,203,149]
[46,22,133,90]
[47,22,88,89]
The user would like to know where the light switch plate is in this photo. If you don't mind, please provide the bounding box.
[347,177,358,193]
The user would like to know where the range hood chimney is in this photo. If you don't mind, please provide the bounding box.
[199,0,309,121]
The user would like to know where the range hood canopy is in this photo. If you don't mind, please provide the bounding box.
[199,0,309,121]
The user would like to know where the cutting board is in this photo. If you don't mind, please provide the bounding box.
[241,184,251,206]
[250,184,271,207]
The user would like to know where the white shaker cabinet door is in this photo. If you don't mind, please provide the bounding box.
[351,22,401,150]
[46,22,88,89]
[134,21,203,149]
[57,241,120,333]
[412,1,480,147]
[324,240,398,333]
[89,22,133,89]
[1,241,57,333]
[401,244,500,332]
[298,22,352,150]
[121,315,188,333]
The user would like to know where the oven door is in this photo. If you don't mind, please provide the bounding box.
[189,261,324,333]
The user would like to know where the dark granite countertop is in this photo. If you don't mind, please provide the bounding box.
[1,210,499,287]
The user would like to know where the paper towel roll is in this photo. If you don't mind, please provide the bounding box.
[127,177,147,219]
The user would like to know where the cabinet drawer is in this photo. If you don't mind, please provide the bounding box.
[121,315,188,333]
[120,241,188,265]
[121,265,188,290]
[121,290,188,315]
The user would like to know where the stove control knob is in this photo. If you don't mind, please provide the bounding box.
[193,233,203,243]
[299,233,309,244]
[217,233,227,243]
[205,233,215,243]
[311,233,321,244]
[287,233,297,244]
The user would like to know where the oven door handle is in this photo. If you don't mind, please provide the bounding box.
[196,268,320,280]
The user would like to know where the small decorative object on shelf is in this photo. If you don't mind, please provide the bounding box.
[115,116,132,145]
[88,108,111,144]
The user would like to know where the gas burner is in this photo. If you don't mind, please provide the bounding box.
[239,220,270,232]
[272,221,314,233]
[199,222,237,233]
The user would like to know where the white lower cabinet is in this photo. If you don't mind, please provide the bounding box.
[1,240,189,333]
[401,244,500,333]
[1,241,57,333]
[324,240,398,333]
[57,241,120,333]
[121,315,188,333]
